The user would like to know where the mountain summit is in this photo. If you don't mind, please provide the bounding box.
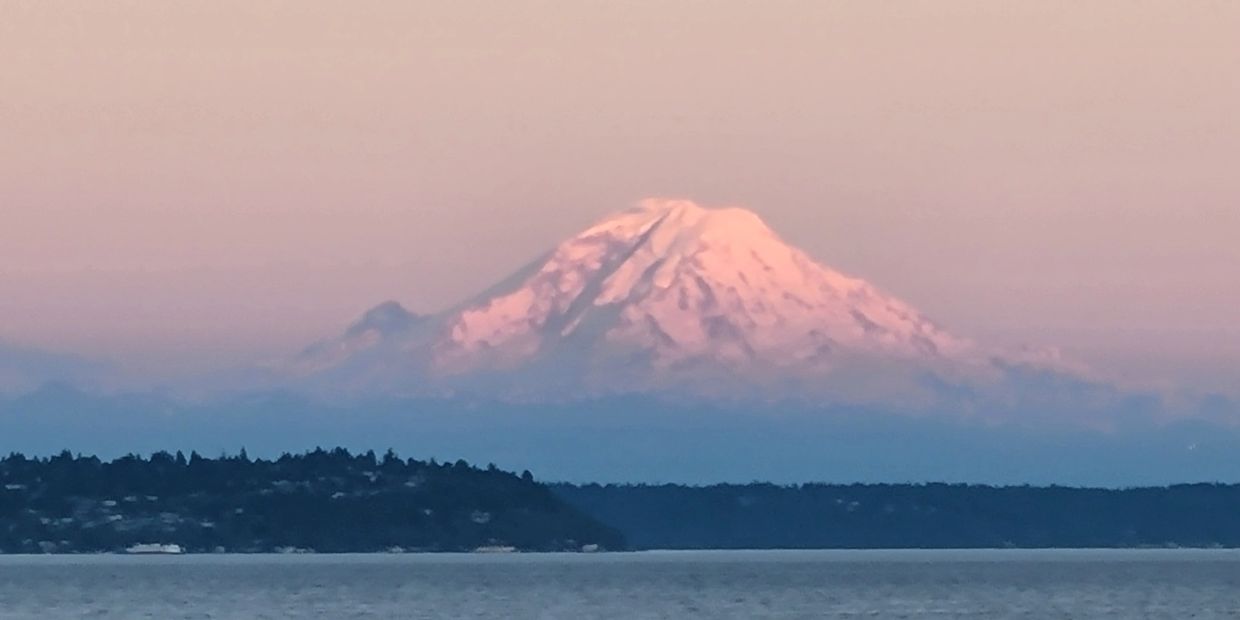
[436,199,972,379]
[291,199,1070,402]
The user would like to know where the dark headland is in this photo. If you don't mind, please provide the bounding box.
[6,449,1240,553]
[0,449,621,554]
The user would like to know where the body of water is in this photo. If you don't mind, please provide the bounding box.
[1,550,1238,618]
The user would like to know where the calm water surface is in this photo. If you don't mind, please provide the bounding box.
[1,550,1238,618]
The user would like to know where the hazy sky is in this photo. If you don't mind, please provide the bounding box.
[2,2,1238,391]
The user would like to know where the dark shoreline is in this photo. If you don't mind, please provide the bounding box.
[8,449,1240,553]
[554,482,1240,550]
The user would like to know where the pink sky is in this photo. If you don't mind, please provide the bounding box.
[1,2,1238,391]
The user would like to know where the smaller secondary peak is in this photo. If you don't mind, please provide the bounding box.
[346,301,421,337]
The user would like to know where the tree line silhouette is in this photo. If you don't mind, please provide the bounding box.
[555,482,1240,549]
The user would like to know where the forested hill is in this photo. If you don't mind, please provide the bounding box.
[0,449,622,554]
[554,483,1240,550]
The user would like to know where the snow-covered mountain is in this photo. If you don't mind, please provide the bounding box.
[289,199,1080,404]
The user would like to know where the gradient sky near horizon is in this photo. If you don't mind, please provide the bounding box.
[2,2,1238,392]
